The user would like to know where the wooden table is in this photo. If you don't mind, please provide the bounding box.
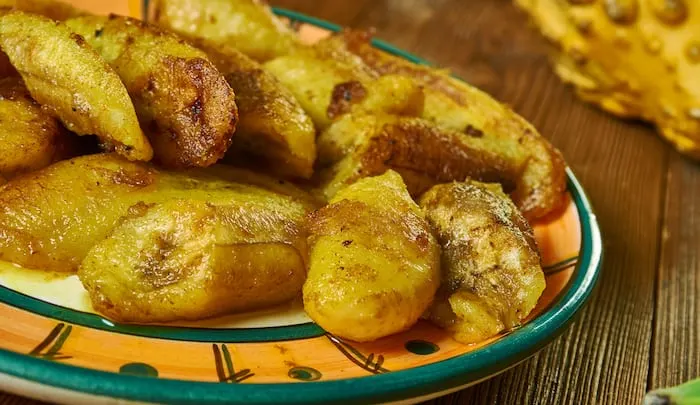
[2,0,698,404]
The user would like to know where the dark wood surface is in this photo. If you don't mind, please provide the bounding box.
[2,0,698,404]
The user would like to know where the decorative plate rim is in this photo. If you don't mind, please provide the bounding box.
[0,9,603,405]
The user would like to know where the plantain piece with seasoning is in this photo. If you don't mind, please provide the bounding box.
[264,47,424,131]
[315,112,520,205]
[65,15,237,168]
[303,170,441,342]
[0,153,316,273]
[0,0,86,20]
[151,0,299,62]
[420,181,546,344]
[79,196,309,323]
[0,11,152,161]
[515,0,700,159]
[0,77,75,178]
[193,39,316,179]
[324,30,567,219]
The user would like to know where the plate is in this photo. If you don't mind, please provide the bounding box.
[0,8,603,405]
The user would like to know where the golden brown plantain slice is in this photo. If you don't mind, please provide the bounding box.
[79,198,308,323]
[263,47,423,131]
[303,170,440,342]
[419,181,546,344]
[193,40,316,179]
[0,11,152,161]
[151,0,298,62]
[65,15,237,168]
[316,113,520,202]
[0,0,86,20]
[0,77,75,178]
[325,30,568,219]
[0,153,316,272]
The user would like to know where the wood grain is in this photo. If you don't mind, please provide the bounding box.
[1,0,696,404]
[651,154,700,388]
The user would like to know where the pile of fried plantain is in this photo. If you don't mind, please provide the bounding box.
[0,154,316,321]
[65,15,238,168]
[0,11,153,161]
[0,0,557,342]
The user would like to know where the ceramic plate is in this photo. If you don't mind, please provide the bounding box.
[0,8,603,405]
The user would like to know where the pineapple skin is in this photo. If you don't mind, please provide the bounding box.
[515,0,700,159]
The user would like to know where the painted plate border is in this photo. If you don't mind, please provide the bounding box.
[0,9,603,405]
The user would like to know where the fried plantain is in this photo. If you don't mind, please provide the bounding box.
[315,113,520,202]
[193,40,316,179]
[0,153,315,272]
[151,0,298,62]
[0,0,86,20]
[0,11,151,161]
[263,48,371,131]
[303,170,440,342]
[79,197,308,323]
[322,30,568,219]
[419,181,546,344]
[264,48,423,131]
[0,77,75,178]
[65,15,237,168]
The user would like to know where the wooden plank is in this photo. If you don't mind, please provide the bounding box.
[271,0,669,404]
[274,0,370,26]
[651,155,700,388]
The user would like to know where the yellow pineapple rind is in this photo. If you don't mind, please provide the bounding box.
[515,0,700,159]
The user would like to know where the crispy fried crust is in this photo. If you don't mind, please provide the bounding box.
[0,0,86,21]
[66,15,237,168]
[79,198,309,323]
[151,0,298,62]
[326,80,367,119]
[0,11,152,161]
[0,77,75,178]
[193,39,316,179]
[420,181,546,344]
[316,113,520,201]
[331,30,568,219]
[304,171,440,342]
